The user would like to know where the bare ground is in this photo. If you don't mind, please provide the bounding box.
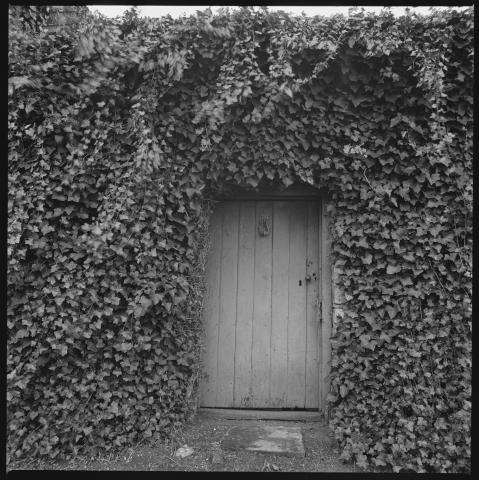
[8,415,360,472]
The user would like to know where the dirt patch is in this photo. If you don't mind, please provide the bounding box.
[8,415,361,472]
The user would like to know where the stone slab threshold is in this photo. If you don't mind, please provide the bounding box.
[198,408,324,422]
[220,424,305,457]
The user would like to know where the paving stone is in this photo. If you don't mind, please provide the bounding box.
[221,425,305,457]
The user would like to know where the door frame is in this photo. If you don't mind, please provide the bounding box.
[204,184,332,420]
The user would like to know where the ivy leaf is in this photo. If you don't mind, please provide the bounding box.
[185,188,196,198]
[326,392,338,403]
[386,264,402,274]
[110,402,119,415]
[362,253,373,264]
[356,454,368,469]
[385,306,397,319]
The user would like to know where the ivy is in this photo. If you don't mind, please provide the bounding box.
[8,6,472,472]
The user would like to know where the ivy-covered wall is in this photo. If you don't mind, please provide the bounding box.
[8,6,472,472]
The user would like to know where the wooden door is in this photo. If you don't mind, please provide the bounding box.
[200,199,321,409]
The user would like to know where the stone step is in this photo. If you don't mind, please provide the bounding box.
[220,424,305,457]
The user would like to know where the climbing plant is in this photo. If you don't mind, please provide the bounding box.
[8,5,472,472]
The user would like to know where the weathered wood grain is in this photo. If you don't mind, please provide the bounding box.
[234,201,256,407]
[251,202,273,406]
[216,202,239,406]
[306,202,320,408]
[287,202,307,407]
[270,201,290,408]
[200,205,223,406]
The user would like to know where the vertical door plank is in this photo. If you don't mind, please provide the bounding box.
[320,195,333,418]
[216,202,239,407]
[251,202,273,407]
[200,205,223,406]
[287,202,308,408]
[233,201,256,407]
[305,201,320,408]
[270,201,290,408]
[318,200,324,414]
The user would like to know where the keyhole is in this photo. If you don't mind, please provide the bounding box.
[298,280,302,286]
